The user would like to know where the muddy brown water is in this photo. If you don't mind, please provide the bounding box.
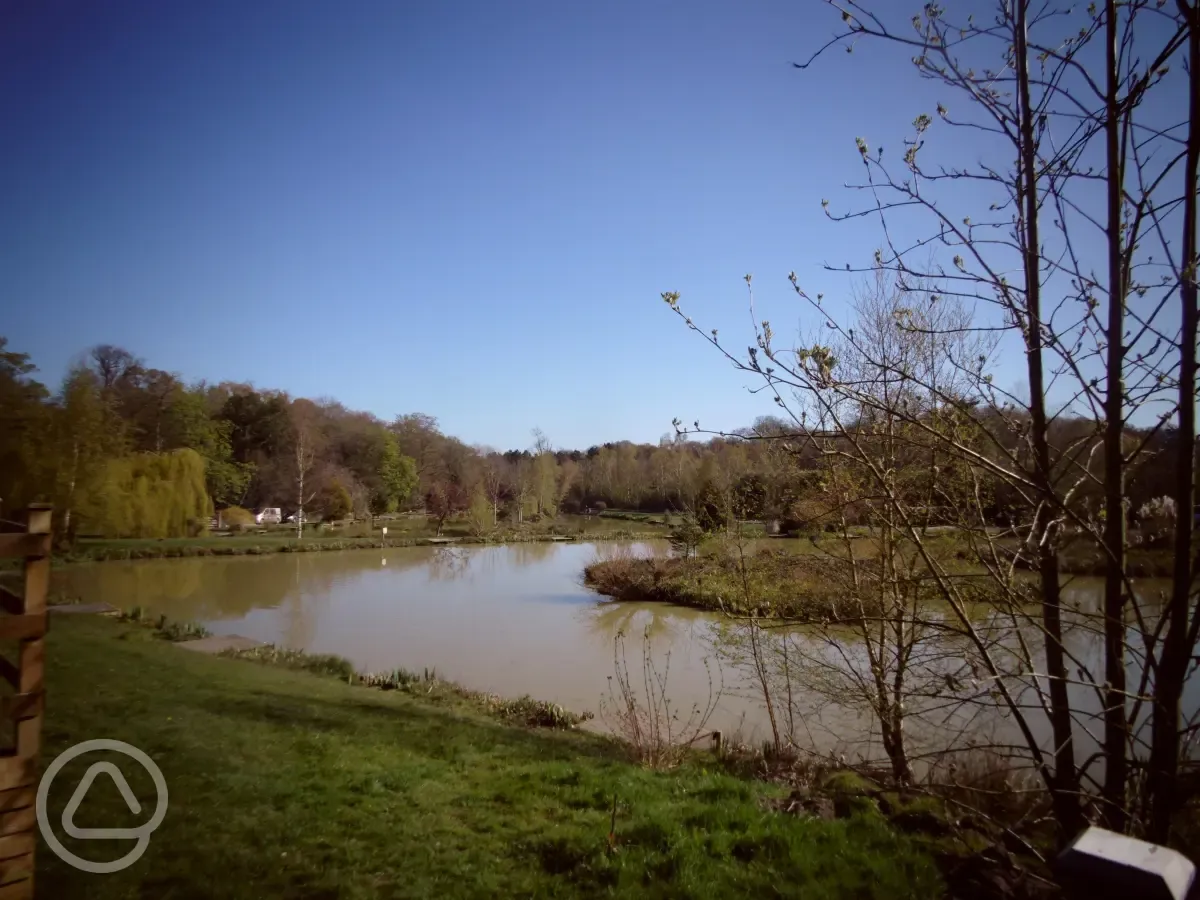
[49,542,1195,767]
[52,542,760,729]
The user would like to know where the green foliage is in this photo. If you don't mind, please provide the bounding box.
[55,367,129,532]
[219,389,291,462]
[484,695,591,728]
[467,485,494,536]
[668,518,705,558]
[118,608,211,641]
[584,549,880,620]
[0,337,52,512]
[223,644,358,679]
[694,482,731,533]
[165,389,253,506]
[79,448,212,538]
[321,481,353,521]
[732,473,769,520]
[0,336,1192,555]
[374,431,418,513]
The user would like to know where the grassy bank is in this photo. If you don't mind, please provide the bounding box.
[32,513,667,566]
[584,548,866,619]
[221,643,594,730]
[583,530,1185,620]
[38,615,940,898]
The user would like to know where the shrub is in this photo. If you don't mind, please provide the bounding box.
[485,695,592,729]
[320,482,353,521]
[223,645,357,680]
[118,609,211,642]
[600,627,719,768]
[219,506,255,529]
[668,519,705,558]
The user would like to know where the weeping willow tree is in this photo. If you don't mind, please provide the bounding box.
[79,448,212,538]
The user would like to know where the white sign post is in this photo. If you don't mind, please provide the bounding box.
[1056,826,1195,900]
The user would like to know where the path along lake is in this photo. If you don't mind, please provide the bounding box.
[49,541,1194,764]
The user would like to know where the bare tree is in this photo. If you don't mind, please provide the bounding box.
[88,344,139,390]
[664,0,1198,840]
[477,447,507,525]
[291,400,323,538]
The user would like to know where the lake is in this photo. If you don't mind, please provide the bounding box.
[50,542,769,733]
[47,541,1194,767]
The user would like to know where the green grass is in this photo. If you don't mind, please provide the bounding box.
[37,616,941,898]
[584,549,868,619]
[32,514,668,566]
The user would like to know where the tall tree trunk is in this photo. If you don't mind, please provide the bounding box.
[296,432,305,540]
[62,442,79,536]
[1149,0,1199,844]
[1101,0,1130,830]
[1015,0,1082,835]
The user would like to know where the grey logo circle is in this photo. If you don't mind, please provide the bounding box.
[36,739,169,874]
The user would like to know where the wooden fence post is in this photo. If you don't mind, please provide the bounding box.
[0,505,52,899]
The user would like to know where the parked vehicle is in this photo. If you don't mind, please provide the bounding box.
[255,507,282,525]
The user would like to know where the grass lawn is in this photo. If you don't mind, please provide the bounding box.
[36,616,941,898]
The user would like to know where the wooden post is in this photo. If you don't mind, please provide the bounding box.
[0,505,51,900]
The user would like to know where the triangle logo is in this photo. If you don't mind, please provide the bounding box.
[62,761,145,840]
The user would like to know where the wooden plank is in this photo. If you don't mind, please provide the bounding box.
[0,790,32,815]
[14,719,40,761]
[0,591,19,619]
[0,877,30,899]
[0,808,32,838]
[0,855,31,886]
[0,836,32,862]
[16,641,41,696]
[0,696,39,723]
[4,508,45,900]
[0,661,15,692]
[0,536,49,562]
[0,759,33,792]
[0,617,43,643]
[19,559,46,620]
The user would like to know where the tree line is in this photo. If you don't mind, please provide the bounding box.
[1,331,1189,542]
[0,339,826,537]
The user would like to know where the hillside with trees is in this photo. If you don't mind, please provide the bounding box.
[0,336,1192,543]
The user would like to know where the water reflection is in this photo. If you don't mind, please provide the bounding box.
[53,542,767,736]
[52,543,1186,757]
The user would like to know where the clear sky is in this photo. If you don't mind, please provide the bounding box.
[4,1,1171,449]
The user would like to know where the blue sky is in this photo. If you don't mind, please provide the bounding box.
[4,1,1170,449]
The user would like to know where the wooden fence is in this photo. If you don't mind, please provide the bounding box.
[0,505,51,899]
